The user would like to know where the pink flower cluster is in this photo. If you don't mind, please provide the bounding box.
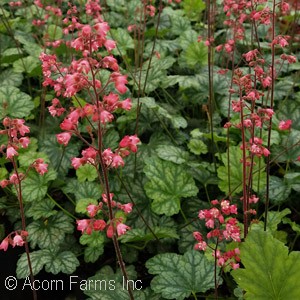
[194,199,241,269]
[0,231,28,251]
[38,0,138,243]
[0,118,48,188]
[76,193,132,238]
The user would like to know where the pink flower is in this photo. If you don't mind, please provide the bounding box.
[111,154,124,168]
[110,72,128,94]
[19,137,30,148]
[116,223,130,236]
[60,118,76,131]
[104,40,116,52]
[12,234,24,247]
[71,157,85,169]
[119,135,140,153]
[87,204,99,217]
[56,132,72,146]
[119,98,132,111]
[77,219,90,233]
[33,159,48,175]
[120,203,133,214]
[0,238,9,251]
[0,180,10,188]
[194,241,207,251]
[15,119,30,136]
[279,120,292,130]
[93,219,106,231]
[6,146,18,159]
[193,231,203,242]
[106,224,114,238]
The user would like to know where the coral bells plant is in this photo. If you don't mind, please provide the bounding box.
[39,1,140,298]
[194,200,241,270]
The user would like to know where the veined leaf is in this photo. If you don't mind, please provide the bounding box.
[27,212,73,250]
[16,249,48,278]
[0,86,34,118]
[64,179,102,201]
[144,157,198,216]
[156,145,189,164]
[76,164,98,182]
[13,56,41,75]
[47,25,63,40]
[25,198,57,220]
[44,250,79,275]
[80,231,105,263]
[268,176,291,204]
[146,250,217,300]
[110,28,134,55]
[217,147,266,195]
[17,169,57,203]
[119,227,179,244]
[83,265,145,300]
[0,68,23,87]
[183,0,206,20]
[16,249,79,278]
[232,228,300,299]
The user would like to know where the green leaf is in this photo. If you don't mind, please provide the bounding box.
[265,208,291,233]
[27,212,73,250]
[232,228,300,299]
[268,176,291,204]
[188,139,208,155]
[170,15,191,35]
[156,145,189,164]
[272,130,300,162]
[183,0,206,20]
[25,198,57,220]
[0,86,34,118]
[84,246,104,263]
[47,25,63,40]
[217,147,266,195]
[80,231,105,263]
[282,217,300,234]
[103,129,120,149]
[76,164,98,182]
[18,169,57,203]
[144,157,198,216]
[44,250,79,275]
[16,248,79,278]
[0,68,23,87]
[110,28,134,55]
[0,168,8,181]
[83,265,144,300]
[146,250,217,300]
[119,227,179,244]
[179,41,208,69]
[16,250,48,278]
[132,56,176,93]
[285,172,300,192]
[0,48,22,64]
[13,56,41,75]
[64,179,102,201]
[23,42,42,58]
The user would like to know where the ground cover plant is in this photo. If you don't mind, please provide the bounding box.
[0,0,300,299]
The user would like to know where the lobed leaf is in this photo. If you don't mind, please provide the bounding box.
[232,228,300,299]
[146,250,217,300]
[144,157,198,216]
